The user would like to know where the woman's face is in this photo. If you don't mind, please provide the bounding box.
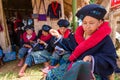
[26,29,33,35]
[42,30,49,36]
[59,27,67,35]
[82,16,103,35]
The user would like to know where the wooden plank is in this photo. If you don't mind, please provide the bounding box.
[0,0,11,51]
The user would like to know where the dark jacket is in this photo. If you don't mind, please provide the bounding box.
[32,30,52,51]
[73,35,117,79]
[46,33,77,53]
[47,2,62,19]
[61,35,117,79]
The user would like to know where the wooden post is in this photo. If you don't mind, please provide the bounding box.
[110,15,117,45]
[0,0,11,51]
[109,8,120,45]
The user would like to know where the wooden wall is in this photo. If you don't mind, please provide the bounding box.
[109,8,120,45]
[32,0,65,34]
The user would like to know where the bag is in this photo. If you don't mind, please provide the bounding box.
[38,0,47,21]
[0,49,3,58]
[3,51,16,62]
[38,14,47,21]
[62,60,91,80]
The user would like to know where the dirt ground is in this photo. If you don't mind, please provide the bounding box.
[0,60,45,80]
[0,49,120,80]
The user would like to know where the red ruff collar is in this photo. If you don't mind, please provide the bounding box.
[23,32,36,43]
[69,22,111,61]
[52,1,58,16]
[58,29,71,38]
[40,34,52,42]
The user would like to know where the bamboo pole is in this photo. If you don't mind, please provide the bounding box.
[72,0,77,32]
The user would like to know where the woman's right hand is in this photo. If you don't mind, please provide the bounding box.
[39,40,45,44]
[24,44,32,48]
[37,39,40,43]
[49,29,61,38]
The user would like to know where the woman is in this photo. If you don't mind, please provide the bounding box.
[18,25,52,77]
[46,4,119,80]
[17,25,36,67]
[41,19,77,74]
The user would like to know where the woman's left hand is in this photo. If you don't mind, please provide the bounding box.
[83,55,92,62]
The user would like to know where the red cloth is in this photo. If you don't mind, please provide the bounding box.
[22,32,36,43]
[40,34,52,42]
[52,1,58,16]
[58,29,71,38]
[14,19,22,30]
[69,22,111,62]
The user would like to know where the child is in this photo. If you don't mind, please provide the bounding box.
[46,4,119,80]
[41,19,77,74]
[50,19,73,66]
[17,25,36,67]
[36,25,52,51]
[18,25,52,77]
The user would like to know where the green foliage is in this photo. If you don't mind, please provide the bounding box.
[115,74,120,80]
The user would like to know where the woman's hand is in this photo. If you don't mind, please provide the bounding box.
[30,40,35,44]
[49,29,61,38]
[37,39,40,43]
[24,44,32,48]
[83,55,92,62]
[39,40,45,45]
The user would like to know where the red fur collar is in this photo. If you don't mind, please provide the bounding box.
[52,1,58,16]
[40,34,52,42]
[69,22,111,61]
[58,29,71,38]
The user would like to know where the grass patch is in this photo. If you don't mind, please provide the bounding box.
[0,72,17,80]
[115,74,120,80]
[0,60,44,80]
